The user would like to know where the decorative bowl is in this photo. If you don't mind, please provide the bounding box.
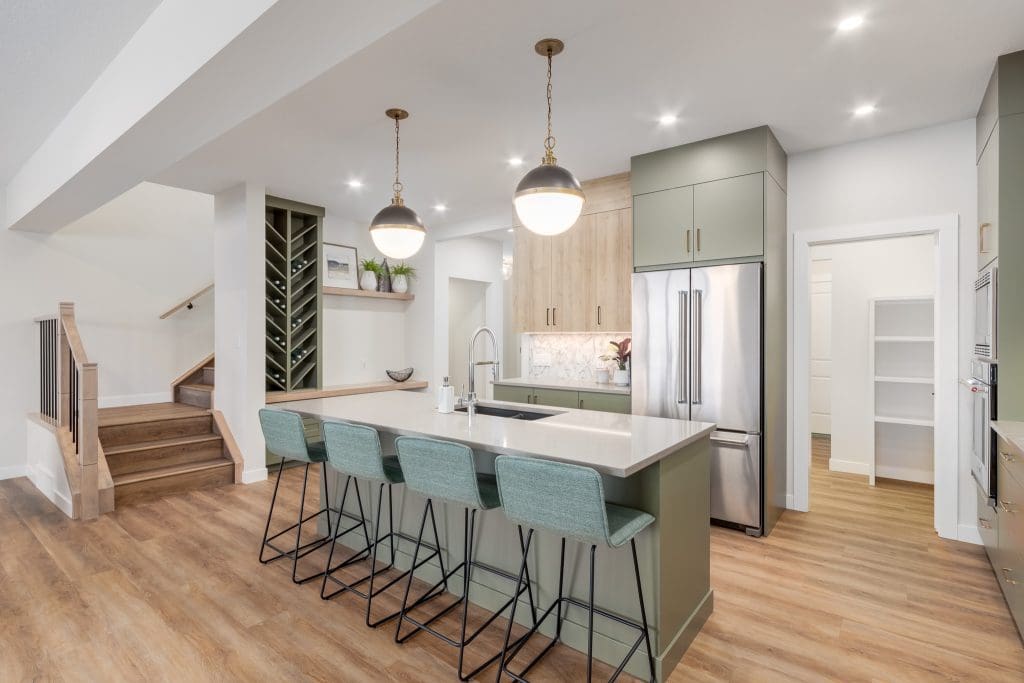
[386,367,414,382]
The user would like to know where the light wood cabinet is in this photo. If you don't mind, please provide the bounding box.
[514,174,632,333]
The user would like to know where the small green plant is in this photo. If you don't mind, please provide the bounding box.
[360,257,382,274]
[391,262,417,278]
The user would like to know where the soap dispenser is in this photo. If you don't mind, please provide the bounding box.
[438,376,455,413]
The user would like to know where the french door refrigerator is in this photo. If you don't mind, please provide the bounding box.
[632,263,764,534]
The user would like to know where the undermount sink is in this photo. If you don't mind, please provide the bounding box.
[454,404,554,421]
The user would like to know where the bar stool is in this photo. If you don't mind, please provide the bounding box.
[494,454,657,683]
[258,408,337,584]
[319,420,447,627]
[394,436,538,682]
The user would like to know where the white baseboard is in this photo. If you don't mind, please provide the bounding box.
[875,464,934,485]
[241,466,268,484]
[957,523,983,545]
[0,464,28,480]
[829,458,870,476]
[99,391,172,409]
[786,493,796,510]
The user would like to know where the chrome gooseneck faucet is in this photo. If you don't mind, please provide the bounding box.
[465,326,500,416]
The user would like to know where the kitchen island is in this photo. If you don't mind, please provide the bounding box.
[283,390,714,680]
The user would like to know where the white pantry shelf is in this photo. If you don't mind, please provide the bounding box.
[874,376,934,385]
[874,415,934,428]
[874,335,935,343]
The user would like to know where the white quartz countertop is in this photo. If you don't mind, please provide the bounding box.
[492,377,631,396]
[282,391,713,477]
[993,421,1024,453]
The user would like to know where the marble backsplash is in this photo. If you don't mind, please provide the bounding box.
[520,332,631,382]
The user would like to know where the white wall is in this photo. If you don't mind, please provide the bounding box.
[811,236,935,481]
[789,118,977,537]
[433,237,505,397]
[1,182,214,478]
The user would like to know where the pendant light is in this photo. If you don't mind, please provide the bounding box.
[514,39,585,236]
[369,108,426,259]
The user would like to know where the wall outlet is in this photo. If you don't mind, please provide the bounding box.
[533,351,553,366]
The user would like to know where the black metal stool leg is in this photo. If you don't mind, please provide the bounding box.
[498,527,533,683]
[632,538,657,683]
[396,498,433,642]
[259,459,286,563]
[292,463,311,583]
[587,544,597,683]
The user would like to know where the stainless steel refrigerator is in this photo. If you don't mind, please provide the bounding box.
[632,263,763,534]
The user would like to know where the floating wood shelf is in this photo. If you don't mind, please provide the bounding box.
[323,287,414,301]
[266,379,428,404]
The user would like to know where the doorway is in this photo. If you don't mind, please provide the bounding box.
[448,277,490,399]
[793,214,958,539]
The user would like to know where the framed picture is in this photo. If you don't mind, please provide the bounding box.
[323,243,359,289]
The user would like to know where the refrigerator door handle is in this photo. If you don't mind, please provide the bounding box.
[693,289,703,405]
[677,291,688,404]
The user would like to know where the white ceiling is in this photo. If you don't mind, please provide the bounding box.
[0,0,161,185]
[154,0,1024,232]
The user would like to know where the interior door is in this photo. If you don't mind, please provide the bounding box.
[689,263,762,432]
[692,173,764,262]
[631,269,691,420]
[633,186,693,268]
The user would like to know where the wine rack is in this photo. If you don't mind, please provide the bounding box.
[265,196,324,394]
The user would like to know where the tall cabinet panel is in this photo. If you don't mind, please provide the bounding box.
[589,208,633,331]
[978,122,1000,271]
[265,196,324,395]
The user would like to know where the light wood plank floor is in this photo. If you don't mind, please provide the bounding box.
[1,436,1022,681]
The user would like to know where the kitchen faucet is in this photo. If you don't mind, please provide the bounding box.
[464,326,500,416]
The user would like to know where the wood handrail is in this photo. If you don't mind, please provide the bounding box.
[159,283,213,319]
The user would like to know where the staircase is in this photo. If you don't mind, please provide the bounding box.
[98,357,236,506]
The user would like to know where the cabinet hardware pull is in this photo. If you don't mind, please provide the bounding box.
[685,229,691,253]
[979,222,992,253]
[979,518,992,529]
[1002,568,1019,585]
[1001,451,1016,463]
[696,227,702,252]
[579,400,584,409]
[597,305,601,325]
[999,500,1015,513]
[546,308,550,326]
[552,308,557,326]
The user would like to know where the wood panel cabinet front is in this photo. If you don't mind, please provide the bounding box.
[692,173,765,262]
[514,228,553,331]
[550,221,589,331]
[588,208,633,331]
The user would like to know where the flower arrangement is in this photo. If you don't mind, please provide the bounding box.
[600,337,631,371]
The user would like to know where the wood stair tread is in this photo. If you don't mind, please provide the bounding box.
[113,457,233,486]
[104,433,222,456]
[99,402,209,427]
[180,383,214,392]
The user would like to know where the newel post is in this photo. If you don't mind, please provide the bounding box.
[79,362,99,521]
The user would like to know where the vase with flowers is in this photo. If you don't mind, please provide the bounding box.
[600,337,631,386]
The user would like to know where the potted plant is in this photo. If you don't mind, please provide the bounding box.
[390,262,417,294]
[359,257,382,291]
[600,338,631,386]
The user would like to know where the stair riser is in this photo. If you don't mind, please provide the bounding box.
[177,386,212,409]
[106,441,224,477]
[201,367,215,385]
[114,463,234,507]
[100,415,213,448]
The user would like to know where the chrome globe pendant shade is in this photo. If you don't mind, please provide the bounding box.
[514,39,585,236]
[369,108,426,259]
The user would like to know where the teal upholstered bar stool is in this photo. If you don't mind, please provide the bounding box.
[494,454,657,683]
[394,435,538,682]
[258,408,336,584]
[319,420,447,627]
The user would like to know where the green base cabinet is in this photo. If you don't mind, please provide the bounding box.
[577,391,631,414]
[493,385,534,404]
[494,384,631,414]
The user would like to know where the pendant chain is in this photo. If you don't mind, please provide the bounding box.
[393,116,403,199]
[543,50,556,164]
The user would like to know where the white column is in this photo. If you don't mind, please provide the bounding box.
[213,182,267,483]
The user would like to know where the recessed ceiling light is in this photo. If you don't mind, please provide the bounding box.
[347,179,363,189]
[433,203,447,212]
[507,156,524,167]
[853,104,876,117]
[837,15,864,32]
[658,113,679,126]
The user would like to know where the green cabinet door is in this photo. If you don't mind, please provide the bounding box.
[633,185,694,268]
[577,391,631,414]
[978,122,999,271]
[692,173,764,262]
[493,385,534,404]
[532,387,579,409]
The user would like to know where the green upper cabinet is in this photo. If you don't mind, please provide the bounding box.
[631,126,785,270]
[633,185,694,268]
[692,173,765,262]
[977,122,999,271]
